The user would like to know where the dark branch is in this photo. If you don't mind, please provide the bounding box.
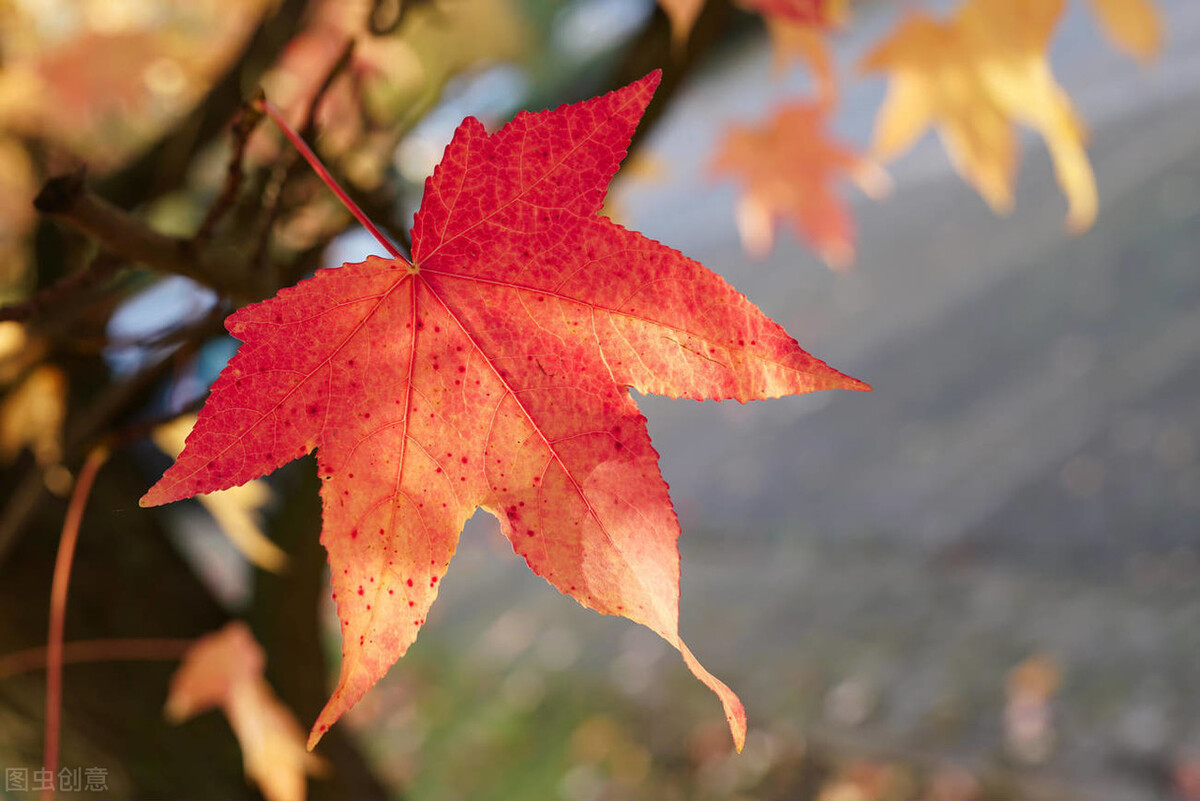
[191,94,266,251]
[0,251,121,323]
[35,174,249,296]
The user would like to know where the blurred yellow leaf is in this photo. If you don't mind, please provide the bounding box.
[658,0,705,47]
[0,322,29,369]
[861,0,1097,232]
[1004,652,1061,764]
[153,415,286,572]
[166,623,327,801]
[0,136,36,293]
[1087,0,1163,61]
[0,364,66,467]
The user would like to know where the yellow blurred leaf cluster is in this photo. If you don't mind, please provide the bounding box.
[683,0,1162,262]
[860,0,1148,232]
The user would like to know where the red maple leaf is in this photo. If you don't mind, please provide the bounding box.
[142,72,867,751]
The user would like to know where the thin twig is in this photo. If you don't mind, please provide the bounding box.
[43,446,110,800]
[367,0,441,35]
[257,97,406,261]
[0,309,225,566]
[252,158,292,273]
[366,0,402,35]
[303,40,357,143]
[34,174,244,294]
[191,97,266,251]
[0,638,193,680]
[252,39,358,275]
[0,252,122,323]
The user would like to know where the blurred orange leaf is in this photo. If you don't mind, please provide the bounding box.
[166,623,326,801]
[1086,0,1163,61]
[861,0,1097,232]
[751,0,852,100]
[712,101,888,268]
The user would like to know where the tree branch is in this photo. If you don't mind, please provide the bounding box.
[191,97,266,251]
[0,252,121,323]
[34,172,248,296]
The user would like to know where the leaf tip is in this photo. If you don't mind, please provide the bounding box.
[305,724,326,752]
[732,719,747,754]
[842,375,872,392]
[821,240,856,272]
[140,479,176,508]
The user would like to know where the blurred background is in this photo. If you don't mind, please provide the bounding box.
[1,0,1199,798]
